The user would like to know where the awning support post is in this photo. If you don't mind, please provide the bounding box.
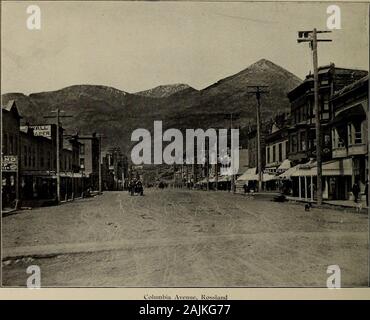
[310,175,314,201]
[304,176,308,201]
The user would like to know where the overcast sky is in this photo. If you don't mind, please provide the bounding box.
[1,1,368,94]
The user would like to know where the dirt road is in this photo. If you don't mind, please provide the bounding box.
[2,189,368,287]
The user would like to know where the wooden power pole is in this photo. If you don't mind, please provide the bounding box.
[247,86,268,192]
[44,109,72,204]
[297,29,332,205]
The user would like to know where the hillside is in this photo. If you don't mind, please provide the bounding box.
[2,59,302,155]
[135,84,197,98]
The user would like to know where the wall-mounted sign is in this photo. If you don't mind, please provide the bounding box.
[30,125,52,138]
[2,155,18,172]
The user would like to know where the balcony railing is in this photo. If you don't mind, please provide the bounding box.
[332,147,347,158]
[348,143,367,156]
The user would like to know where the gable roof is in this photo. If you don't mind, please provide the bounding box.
[2,100,22,119]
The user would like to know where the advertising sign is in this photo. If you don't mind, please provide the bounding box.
[2,155,18,172]
[30,125,52,138]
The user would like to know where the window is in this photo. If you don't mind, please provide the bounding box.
[80,158,85,169]
[47,151,51,168]
[266,147,270,164]
[291,134,298,153]
[9,135,13,154]
[80,144,85,155]
[32,148,36,168]
[3,134,8,154]
[14,138,18,154]
[324,134,331,148]
[272,145,276,162]
[300,131,306,151]
[28,146,31,167]
[353,122,362,144]
[24,146,27,166]
[347,123,353,145]
[40,148,44,168]
[278,143,283,162]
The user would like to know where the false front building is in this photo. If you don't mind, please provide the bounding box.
[285,64,368,200]
[330,75,368,200]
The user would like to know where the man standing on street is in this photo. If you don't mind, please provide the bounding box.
[352,181,360,203]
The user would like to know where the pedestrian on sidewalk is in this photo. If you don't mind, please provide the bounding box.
[352,181,360,203]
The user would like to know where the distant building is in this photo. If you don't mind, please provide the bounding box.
[77,134,100,190]
[264,113,289,175]
[102,147,127,190]
[245,122,270,170]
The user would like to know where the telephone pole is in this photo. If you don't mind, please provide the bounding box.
[297,29,332,205]
[247,86,268,192]
[224,113,240,193]
[44,109,72,204]
[96,134,107,194]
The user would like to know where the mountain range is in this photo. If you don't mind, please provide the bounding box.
[2,59,302,155]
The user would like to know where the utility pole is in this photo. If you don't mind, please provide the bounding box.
[98,135,102,194]
[224,113,240,193]
[44,109,72,204]
[297,29,332,205]
[247,86,268,192]
[96,134,107,194]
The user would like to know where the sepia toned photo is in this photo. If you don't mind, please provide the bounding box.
[1,0,369,289]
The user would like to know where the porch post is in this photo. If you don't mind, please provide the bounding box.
[298,176,302,200]
[304,176,308,201]
[310,174,314,201]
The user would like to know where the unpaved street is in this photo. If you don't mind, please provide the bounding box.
[2,189,368,287]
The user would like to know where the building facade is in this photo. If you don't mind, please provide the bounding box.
[2,101,100,209]
[77,134,100,190]
[285,64,368,199]
[330,75,368,200]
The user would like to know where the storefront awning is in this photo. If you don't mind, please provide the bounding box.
[309,158,353,176]
[279,160,316,178]
[218,175,231,182]
[237,167,258,181]
[276,159,292,173]
[279,159,353,178]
